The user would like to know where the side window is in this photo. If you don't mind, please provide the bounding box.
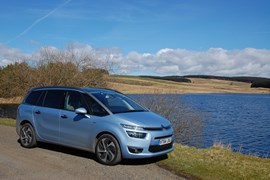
[36,91,46,106]
[24,90,43,105]
[64,91,88,112]
[83,94,109,116]
[43,90,65,109]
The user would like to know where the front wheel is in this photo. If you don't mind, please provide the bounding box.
[95,134,122,165]
[19,123,37,148]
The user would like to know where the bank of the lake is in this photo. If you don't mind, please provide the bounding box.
[158,143,270,180]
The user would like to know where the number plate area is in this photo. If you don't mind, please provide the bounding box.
[159,137,172,145]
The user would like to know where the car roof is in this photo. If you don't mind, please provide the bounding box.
[29,86,120,94]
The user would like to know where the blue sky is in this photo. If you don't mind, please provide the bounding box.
[1,0,270,77]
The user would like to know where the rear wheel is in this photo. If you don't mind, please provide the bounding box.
[95,134,122,165]
[19,123,37,148]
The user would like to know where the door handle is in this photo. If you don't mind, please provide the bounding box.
[61,115,68,119]
[35,111,41,114]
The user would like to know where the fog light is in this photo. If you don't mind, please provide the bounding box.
[128,147,143,154]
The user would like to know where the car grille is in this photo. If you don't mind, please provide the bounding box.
[143,125,171,131]
[148,143,173,153]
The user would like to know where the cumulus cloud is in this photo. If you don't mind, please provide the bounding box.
[0,44,30,66]
[1,43,270,78]
[115,48,270,78]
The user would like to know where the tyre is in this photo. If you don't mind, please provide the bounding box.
[95,134,122,165]
[19,123,37,148]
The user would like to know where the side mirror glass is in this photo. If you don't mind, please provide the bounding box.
[75,108,87,114]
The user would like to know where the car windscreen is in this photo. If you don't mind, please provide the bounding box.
[91,92,147,114]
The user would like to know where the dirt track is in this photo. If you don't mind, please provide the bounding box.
[0,125,183,180]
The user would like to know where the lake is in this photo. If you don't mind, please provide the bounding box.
[131,94,270,157]
[181,94,270,157]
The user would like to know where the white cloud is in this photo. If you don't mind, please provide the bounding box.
[156,65,179,74]
[1,43,270,78]
[0,44,30,66]
[114,48,270,78]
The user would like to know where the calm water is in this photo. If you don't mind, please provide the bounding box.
[131,94,270,157]
[181,94,270,157]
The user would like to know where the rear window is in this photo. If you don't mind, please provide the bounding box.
[43,90,66,109]
[24,90,43,105]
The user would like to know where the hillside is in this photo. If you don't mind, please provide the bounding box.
[184,75,270,88]
[108,75,270,94]
[1,75,269,104]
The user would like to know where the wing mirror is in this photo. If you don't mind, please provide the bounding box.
[75,108,87,114]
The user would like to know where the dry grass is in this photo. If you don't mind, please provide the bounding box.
[0,96,23,104]
[1,76,269,104]
[108,76,270,94]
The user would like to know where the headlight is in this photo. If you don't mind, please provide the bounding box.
[121,124,144,131]
[126,131,146,139]
[121,124,146,138]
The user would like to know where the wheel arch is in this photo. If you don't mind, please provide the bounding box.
[20,120,33,126]
[18,120,36,136]
[94,131,122,154]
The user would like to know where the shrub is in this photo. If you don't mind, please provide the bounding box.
[0,46,109,98]
[134,94,205,146]
[0,62,35,97]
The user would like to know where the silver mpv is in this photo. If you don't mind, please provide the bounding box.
[16,86,174,165]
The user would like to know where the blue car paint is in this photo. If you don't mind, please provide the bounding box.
[16,87,174,160]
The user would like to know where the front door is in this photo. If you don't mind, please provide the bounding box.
[59,91,95,149]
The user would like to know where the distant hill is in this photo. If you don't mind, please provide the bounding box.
[140,76,191,83]
[140,75,270,89]
[184,75,270,89]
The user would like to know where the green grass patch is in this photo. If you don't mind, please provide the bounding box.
[157,144,270,180]
[0,118,16,127]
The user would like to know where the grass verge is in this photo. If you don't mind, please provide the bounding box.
[0,118,16,127]
[157,144,270,180]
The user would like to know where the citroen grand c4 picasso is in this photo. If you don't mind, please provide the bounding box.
[16,86,174,165]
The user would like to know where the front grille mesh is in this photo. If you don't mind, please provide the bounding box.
[148,143,173,153]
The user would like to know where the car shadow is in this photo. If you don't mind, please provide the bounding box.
[121,154,168,165]
[17,139,168,165]
[17,139,95,159]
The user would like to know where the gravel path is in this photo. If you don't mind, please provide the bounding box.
[0,125,183,180]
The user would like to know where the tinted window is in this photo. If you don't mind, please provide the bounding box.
[43,90,66,109]
[65,91,89,112]
[24,90,43,105]
[83,94,109,116]
[36,91,45,106]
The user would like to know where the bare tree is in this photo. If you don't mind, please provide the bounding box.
[0,43,110,98]
[134,94,205,146]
